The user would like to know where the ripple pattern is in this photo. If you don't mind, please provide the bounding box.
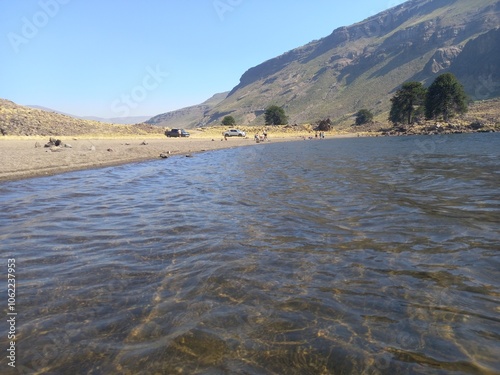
[0,133,499,374]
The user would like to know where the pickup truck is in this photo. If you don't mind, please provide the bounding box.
[223,129,246,137]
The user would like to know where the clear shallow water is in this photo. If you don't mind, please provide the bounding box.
[1,133,499,374]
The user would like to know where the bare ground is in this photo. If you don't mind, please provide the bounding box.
[0,135,310,181]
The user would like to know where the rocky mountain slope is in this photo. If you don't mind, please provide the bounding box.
[200,0,500,126]
[145,92,228,128]
[0,99,164,136]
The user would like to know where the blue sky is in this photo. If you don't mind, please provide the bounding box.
[1,0,404,118]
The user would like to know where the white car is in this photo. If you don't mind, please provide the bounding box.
[224,129,246,137]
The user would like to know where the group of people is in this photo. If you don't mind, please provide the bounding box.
[303,131,327,140]
[316,131,326,139]
[254,130,268,143]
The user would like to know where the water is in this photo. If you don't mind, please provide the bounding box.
[1,133,499,374]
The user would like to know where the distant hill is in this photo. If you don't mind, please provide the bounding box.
[81,115,152,125]
[1,99,164,136]
[26,105,151,125]
[199,0,500,126]
[145,92,228,128]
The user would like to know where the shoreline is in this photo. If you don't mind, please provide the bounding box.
[3,130,493,182]
[0,135,309,182]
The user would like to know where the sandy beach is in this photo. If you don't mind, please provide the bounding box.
[0,135,300,182]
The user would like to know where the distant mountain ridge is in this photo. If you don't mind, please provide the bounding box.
[26,105,151,125]
[196,0,500,126]
[145,92,228,128]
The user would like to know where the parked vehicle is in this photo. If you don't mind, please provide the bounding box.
[165,129,190,137]
[223,129,246,137]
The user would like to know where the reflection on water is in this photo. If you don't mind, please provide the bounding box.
[1,133,499,374]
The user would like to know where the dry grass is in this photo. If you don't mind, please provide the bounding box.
[0,99,165,137]
[190,124,354,140]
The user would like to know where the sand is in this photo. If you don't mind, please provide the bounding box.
[0,135,300,181]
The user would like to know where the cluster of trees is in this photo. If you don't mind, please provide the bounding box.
[355,73,468,126]
[221,73,468,128]
[389,73,468,125]
[222,105,288,126]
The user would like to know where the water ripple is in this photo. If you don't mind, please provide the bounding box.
[0,133,499,374]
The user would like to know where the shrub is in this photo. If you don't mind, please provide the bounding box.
[221,116,236,126]
[355,109,374,125]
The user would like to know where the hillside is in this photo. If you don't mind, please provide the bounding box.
[200,0,500,126]
[27,105,151,125]
[145,92,228,128]
[0,99,164,136]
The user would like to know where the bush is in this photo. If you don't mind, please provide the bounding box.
[265,105,288,125]
[355,109,373,125]
[221,116,236,126]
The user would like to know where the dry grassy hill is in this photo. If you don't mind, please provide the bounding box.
[0,99,165,137]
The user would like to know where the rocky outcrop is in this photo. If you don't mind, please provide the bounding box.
[424,46,463,74]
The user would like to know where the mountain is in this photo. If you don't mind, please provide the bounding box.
[27,105,151,125]
[449,27,500,99]
[145,92,228,128]
[0,99,164,136]
[200,0,500,126]
[81,115,152,125]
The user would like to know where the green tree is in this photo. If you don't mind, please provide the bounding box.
[355,109,374,125]
[389,81,427,125]
[221,115,236,126]
[265,105,288,125]
[425,73,468,121]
